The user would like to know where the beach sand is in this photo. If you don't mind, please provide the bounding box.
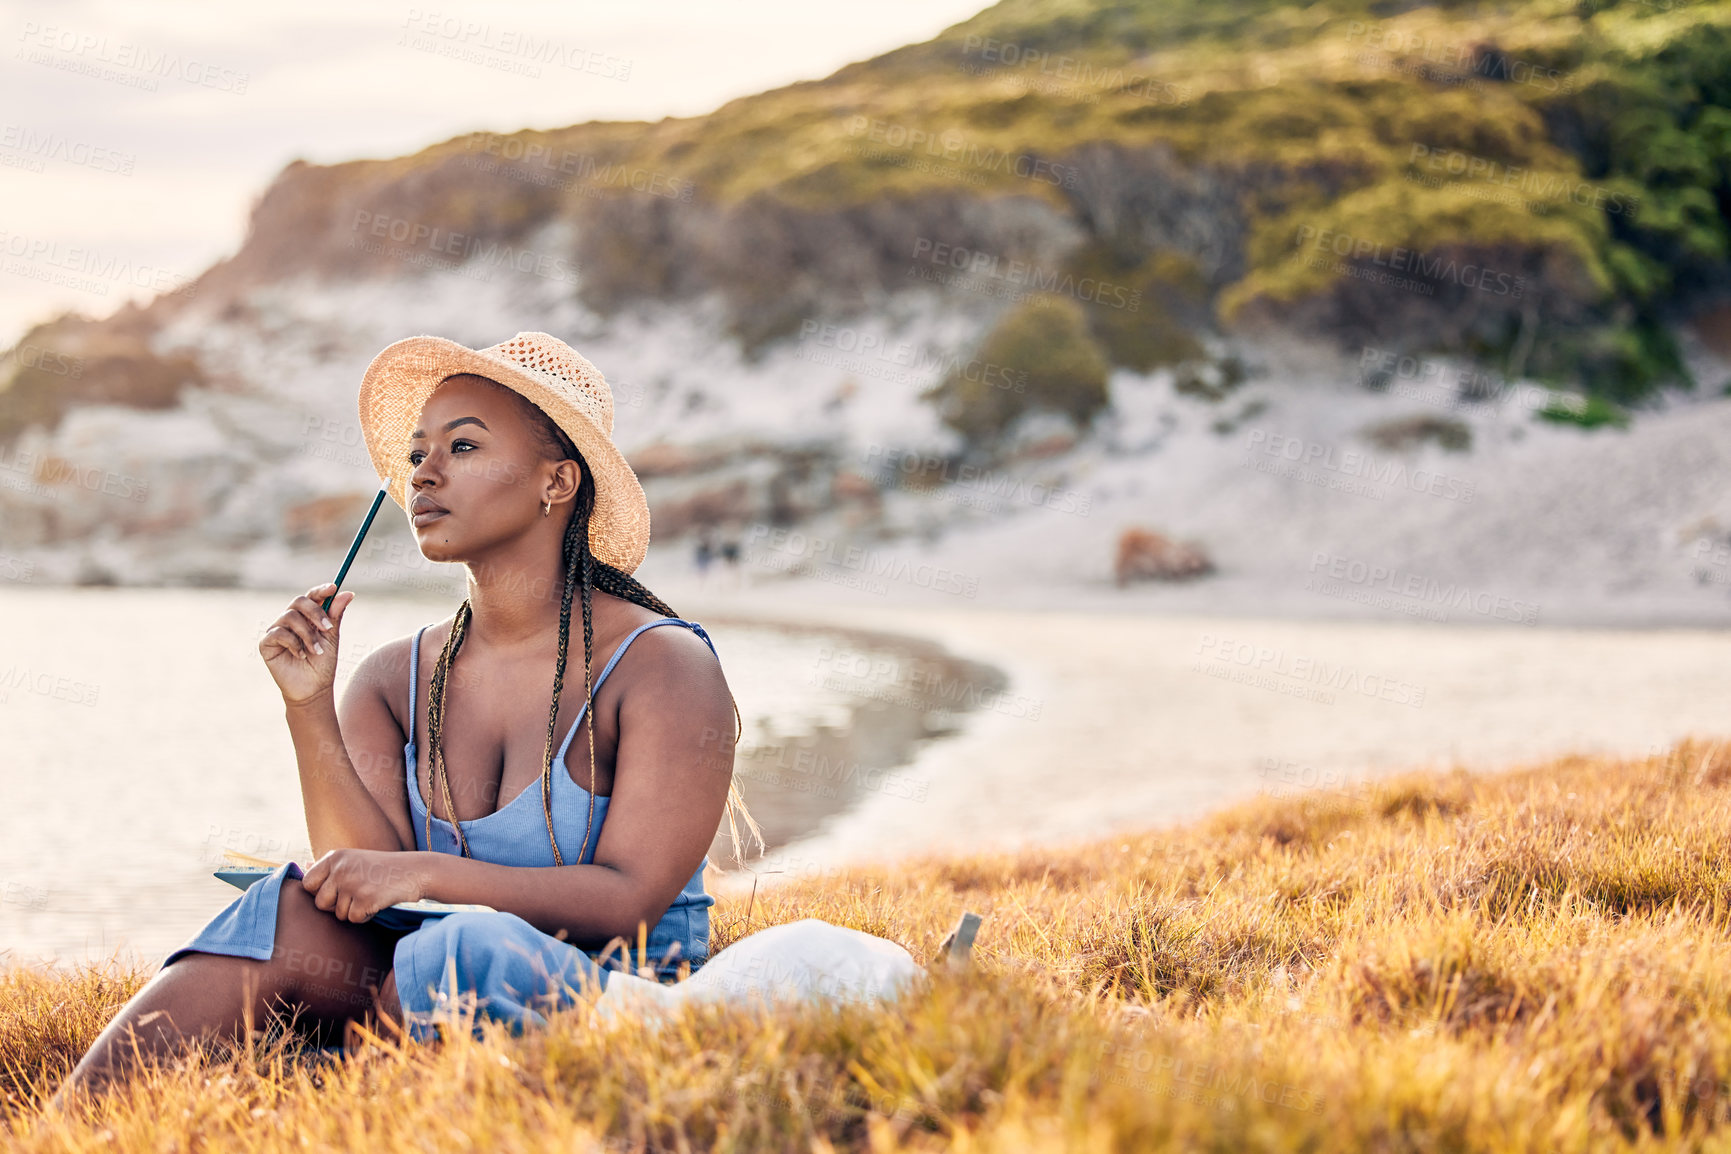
[667,573,1731,894]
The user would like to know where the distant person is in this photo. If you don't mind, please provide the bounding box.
[695,529,716,588]
[720,537,742,590]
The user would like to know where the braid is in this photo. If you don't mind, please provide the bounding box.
[541,482,587,867]
[536,464,612,869]
[424,600,473,857]
[589,560,676,617]
[577,545,598,863]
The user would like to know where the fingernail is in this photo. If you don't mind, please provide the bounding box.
[321,618,333,630]
[314,642,324,655]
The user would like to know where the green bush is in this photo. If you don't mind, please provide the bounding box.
[924,294,1111,446]
[1536,391,1629,429]
[1062,243,1208,372]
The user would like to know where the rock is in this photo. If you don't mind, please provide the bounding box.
[282,492,377,549]
[649,479,756,540]
[1361,415,1472,453]
[1114,527,1213,586]
[830,469,882,505]
[629,440,741,478]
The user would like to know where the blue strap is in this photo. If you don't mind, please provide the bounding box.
[403,624,429,772]
[404,617,718,782]
[553,617,716,765]
[408,625,425,723]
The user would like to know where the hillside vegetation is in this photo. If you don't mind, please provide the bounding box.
[6,738,1731,1150]
[4,0,1729,441]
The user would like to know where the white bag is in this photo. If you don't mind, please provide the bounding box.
[595,918,923,1026]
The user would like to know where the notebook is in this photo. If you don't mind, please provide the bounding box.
[215,852,494,932]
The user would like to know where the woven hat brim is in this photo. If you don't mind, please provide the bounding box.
[356,335,649,574]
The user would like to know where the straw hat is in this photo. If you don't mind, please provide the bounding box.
[357,331,649,573]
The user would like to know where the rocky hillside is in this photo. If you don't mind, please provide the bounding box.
[1,0,1730,617]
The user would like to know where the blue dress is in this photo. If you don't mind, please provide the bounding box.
[164,617,721,1040]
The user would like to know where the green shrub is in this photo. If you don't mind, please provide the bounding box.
[924,294,1111,446]
[1536,391,1630,429]
[1062,243,1209,372]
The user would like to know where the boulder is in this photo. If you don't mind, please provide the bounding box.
[1114,527,1213,586]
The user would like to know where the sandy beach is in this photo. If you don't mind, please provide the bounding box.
[657,573,1731,892]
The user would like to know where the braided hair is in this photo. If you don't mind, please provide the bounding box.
[420,383,763,868]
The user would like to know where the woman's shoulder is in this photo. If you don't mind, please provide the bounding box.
[598,602,721,683]
[346,622,445,710]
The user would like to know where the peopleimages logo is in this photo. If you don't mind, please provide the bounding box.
[1294,225,1526,298]
[909,238,1141,311]
[399,9,632,80]
[0,230,194,297]
[0,665,101,707]
[1307,551,1540,625]
[797,320,1028,392]
[0,124,135,175]
[842,116,1078,188]
[348,210,577,284]
[1407,144,1640,218]
[745,524,980,599]
[3,341,84,379]
[1192,632,1426,708]
[1346,22,1575,95]
[16,21,250,93]
[1244,427,1477,504]
[863,444,1092,516]
[0,443,150,502]
[1357,346,1549,412]
[460,133,694,202]
[959,34,1191,106]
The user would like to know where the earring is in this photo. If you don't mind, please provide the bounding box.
[542,499,551,517]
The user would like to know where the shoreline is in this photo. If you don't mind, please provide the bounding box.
[6,579,1729,959]
[701,612,1012,868]
[0,583,1004,968]
[13,561,1731,631]
[665,574,1731,894]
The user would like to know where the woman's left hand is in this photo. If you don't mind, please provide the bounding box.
[301,848,428,922]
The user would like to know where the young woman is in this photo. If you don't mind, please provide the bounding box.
[62,331,762,1095]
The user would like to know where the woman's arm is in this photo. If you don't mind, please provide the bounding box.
[261,584,415,856]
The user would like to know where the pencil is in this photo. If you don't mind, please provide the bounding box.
[322,486,389,612]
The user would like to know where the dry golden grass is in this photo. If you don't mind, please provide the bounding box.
[7,738,1731,1151]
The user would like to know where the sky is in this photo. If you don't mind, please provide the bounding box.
[0,0,990,347]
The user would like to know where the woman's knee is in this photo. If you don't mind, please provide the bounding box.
[270,880,392,1012]
[413,912,602,997]
[412,911,524,962]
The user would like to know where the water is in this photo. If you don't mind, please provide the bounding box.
[7,588,1729,967]
[0,588,906,965]
[768,606,1731,870]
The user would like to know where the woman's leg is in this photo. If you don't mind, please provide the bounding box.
[391,910,609,1040]
[58,881,401,1101]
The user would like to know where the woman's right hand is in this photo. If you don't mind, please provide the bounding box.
[260,583,356,705]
